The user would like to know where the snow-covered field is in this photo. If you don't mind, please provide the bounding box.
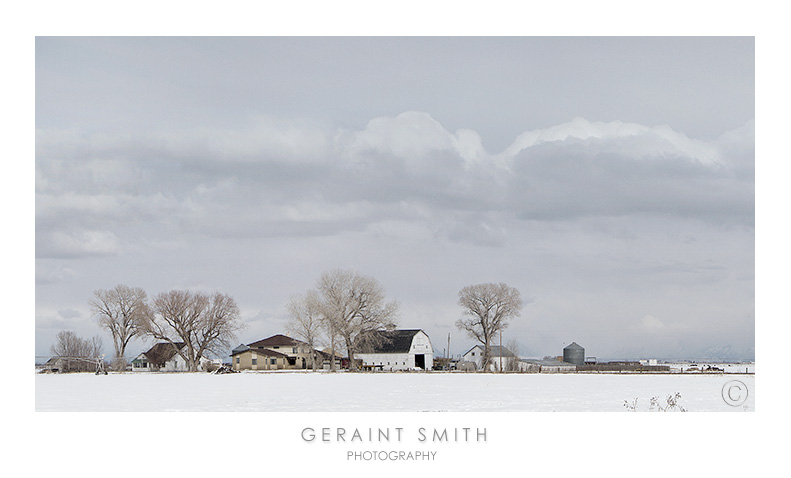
[35,369,755,412]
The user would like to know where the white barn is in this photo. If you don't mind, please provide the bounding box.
[355,329,434,371]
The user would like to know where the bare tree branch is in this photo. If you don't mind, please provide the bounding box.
[456,282,522,371]
[142,290,244,372]
[90,284,150,371]
[315,269,399,371]
[286,290,323,371]
[50,330,105,372]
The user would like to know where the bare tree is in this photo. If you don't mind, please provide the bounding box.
[286,290,323,371]
[456,282,522,372]
[90,284,150,371]
[315,269,398,371]
[142,290,244,372]
[50,330,104,372]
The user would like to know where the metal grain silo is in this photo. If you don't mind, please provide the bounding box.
[563,342,585,365]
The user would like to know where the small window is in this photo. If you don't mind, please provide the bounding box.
[293,347,298,353]
[271,358,277,365]
[252,358,257,365]
[273,346,279,349]
[236,357,240,364]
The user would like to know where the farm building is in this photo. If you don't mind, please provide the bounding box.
[230,345,292,371]
[355,329,434,371]
[520,358,577,373]
[317,348,347,370]
[461,345,529,372]
[131,342,210,372]
[563,342,585,365]
[232,334,329,371]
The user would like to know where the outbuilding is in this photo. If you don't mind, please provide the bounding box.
[461,345,524,372]
[230,346,291,371]
[563,342,585,366]
[520,358,577,373]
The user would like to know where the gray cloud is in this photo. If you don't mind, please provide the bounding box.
[36,114,754,257]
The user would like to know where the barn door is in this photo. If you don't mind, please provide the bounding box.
[415,354,425,369]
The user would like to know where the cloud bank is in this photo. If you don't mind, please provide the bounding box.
[36,113,754,258]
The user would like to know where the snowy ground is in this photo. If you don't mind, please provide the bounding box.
[35,369,755,412]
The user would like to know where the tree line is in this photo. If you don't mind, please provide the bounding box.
[52,285,244,372]
[51,269,523,373]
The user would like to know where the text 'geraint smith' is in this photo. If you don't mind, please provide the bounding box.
[301,427,487,442]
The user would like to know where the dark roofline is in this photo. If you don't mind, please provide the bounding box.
[462,345,482,357]
[247,334,308,348]
[142,342,186,364]
[230,348,291,358]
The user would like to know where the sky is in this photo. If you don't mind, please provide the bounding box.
[34,36,755,362]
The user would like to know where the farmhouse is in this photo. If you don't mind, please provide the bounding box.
[131,342,210,372]
[231,334,319,371]
[355,329,434,371]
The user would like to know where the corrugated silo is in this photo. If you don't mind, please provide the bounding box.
[563,342,585,365]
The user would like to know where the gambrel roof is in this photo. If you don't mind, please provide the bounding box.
[356,329,424,354]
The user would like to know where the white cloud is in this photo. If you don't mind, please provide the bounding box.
[503,117,723,165]
[347,111,454,159]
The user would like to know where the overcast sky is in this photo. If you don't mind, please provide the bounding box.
[35,36,754,362]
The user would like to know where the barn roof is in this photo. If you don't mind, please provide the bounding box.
[564,342,584,351]
[356,329,424,354]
